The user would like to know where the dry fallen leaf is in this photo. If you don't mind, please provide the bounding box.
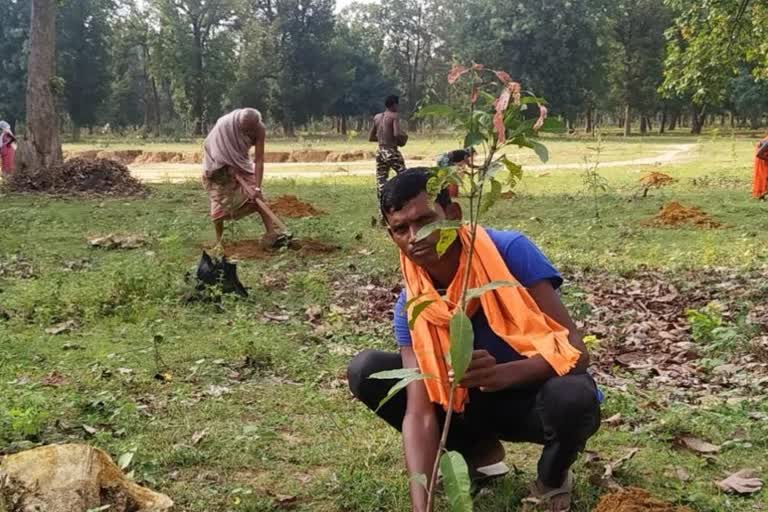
[45,320,78,335]
[677,436,721,454]
[716,469,763,495]
[273,494,298,509]
[40,371,68,387]
[603,413,622,426]
[191,429,208,446]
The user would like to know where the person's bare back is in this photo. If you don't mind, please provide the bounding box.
[372,111,401,149]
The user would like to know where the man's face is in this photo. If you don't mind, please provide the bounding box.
[386,192,451,267]
[241,120,265,145]
[389,103,399,113]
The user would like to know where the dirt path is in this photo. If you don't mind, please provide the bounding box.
[129,143,696,183]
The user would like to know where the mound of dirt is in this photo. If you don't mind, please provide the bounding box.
[290,149,332,162]
[268,195,325,218]
[96,150,143,165]
[221,238,340,260]
[640,171,675,188]
[593,487,693,512]
[263,151,292,163]
[326,150,375,162]
[643,201,721,229]
[3,158,148,197]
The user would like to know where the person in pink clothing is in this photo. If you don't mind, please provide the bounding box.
[0,121,16,176]
[202,108,286,250]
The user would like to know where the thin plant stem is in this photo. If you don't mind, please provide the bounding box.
[425,382,456,512]
[425,85,500,511]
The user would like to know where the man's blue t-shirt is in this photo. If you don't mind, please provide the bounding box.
[393,229,562,364]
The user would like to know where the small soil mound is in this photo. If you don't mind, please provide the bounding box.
[643,201,721,229]
[268,195,325,218]
[326,150,375,162]
[290,149,331,162]
[264,151,292,163]
[220,238,340,260]
[96,150,143,165]
[593,487,693,512]
[640,171,675,188]
[3,157,148,197]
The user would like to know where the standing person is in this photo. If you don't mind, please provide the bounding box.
[437,147,475,198]
[347,169,600,512]
[370,95,407,203]
[0,121,17,176]
[202,108,286,250]
[753,135,768,200]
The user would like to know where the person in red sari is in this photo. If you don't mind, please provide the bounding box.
[0,121,16,176]
[754,136,768,200]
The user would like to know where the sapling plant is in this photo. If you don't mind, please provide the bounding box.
[368,64,561,511]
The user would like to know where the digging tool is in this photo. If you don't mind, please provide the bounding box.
[253,197,293,248]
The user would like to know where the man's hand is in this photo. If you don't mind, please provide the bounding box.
[459,350,505,392]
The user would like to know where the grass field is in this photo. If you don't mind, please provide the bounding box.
[2,135,767,511]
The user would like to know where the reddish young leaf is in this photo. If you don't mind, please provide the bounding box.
[470,86,479,105]
[472,63,485,71]
[509,82,522,105]
[493,111,506,145]
[533,104,549,130]
[494,88,511,114]
[494,70,513,84]
[448,65,469,85]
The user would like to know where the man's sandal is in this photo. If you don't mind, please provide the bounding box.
[522,472,573,512]
[470,461,510,496]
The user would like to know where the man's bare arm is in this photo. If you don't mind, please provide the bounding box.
[253,122,266,191]
[369,118,379,142]
[392,115,403,138]
[460,280,589,391]
[400,346,439,512]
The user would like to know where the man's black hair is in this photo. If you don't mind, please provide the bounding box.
[446,148,475,164]
[380,168,451,219]
[385,95,399,109]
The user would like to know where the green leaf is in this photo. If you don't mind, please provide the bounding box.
[404,293,428,311]
[415,220,461,242]
[118,452,135,470]
[408,299,436,329]
[540,117,565,133]
[410,473,428,490]
[465,280,519,301]
[500,156,523,181]
[479,179,502,215]
[375,373,432,412]
[530,140,549,163]
[449,311,474,382]
[439,451,474,511]
[369,368,422,380]
[416,104,458,118]
[463,130,485,149]
[436,228,458,257]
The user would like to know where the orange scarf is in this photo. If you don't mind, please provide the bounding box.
[753,137,768,199]
[401,226,581,412]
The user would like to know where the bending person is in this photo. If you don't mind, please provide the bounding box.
[202,108,285,249]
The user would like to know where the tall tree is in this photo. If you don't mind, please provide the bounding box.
[451,0,607,127]
[608,0,670,136]
[154,0,238,135]
[661,0,760,134]
[17,0,63,172]
[58,0,114,139]
[0,0,31,131]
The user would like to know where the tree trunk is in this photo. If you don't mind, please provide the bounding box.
[624,104,631,136]
[668,112,677,131]
[72,124,80,141]
[640,116,647,135]
[659,109,667,134]
[17,0,62,173]
[191,23,205,136]
[690,105,706,135]
[585,106,593,134]
[340,115,347,136]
